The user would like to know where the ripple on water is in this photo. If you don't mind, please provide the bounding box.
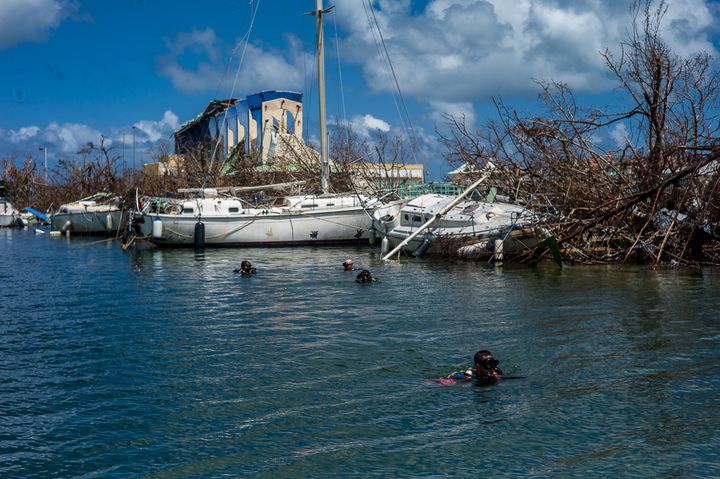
[1,231,719,477]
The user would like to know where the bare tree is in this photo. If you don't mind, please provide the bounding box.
[439,0,720,266]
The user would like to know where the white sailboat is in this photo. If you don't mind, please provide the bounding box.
[137,1,386,247]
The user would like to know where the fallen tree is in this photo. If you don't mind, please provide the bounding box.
[440,0,720,267]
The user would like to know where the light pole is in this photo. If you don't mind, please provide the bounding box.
[132,126,137,170]
[38,147,48,183]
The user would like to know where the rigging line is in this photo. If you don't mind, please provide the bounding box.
[301,0,308,142]
[362,0,405,135]
[331,9,349,143]
[369,7,415,151]
[362,0,415,165]
[361,0,406,135]
[367,1,419,154]
[302,1,318,146]
[364,0,419,161]
[212,3,252,100]
[203,0,262,191]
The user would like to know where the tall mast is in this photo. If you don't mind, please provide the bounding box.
[316,0,332,193]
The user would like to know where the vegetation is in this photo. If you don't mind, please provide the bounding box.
[439,0,720,267]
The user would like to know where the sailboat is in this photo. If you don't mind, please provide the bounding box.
[135,1,388,247]
[375,169,545,260]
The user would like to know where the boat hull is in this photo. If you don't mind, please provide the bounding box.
[0,200,19,227]
[51,209,125,235]
[384,225,542,258]
[0,214,18,227]
[139,207,373,246]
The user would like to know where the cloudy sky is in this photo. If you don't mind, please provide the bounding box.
[0,0,718,178]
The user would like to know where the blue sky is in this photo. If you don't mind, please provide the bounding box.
[1,0,719,179]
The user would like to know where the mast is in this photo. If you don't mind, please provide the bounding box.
[316,0,332,193]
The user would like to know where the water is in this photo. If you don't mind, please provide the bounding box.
[1,227,719,478]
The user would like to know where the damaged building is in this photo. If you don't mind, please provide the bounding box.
[173,90,305,172]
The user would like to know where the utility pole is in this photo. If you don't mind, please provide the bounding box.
[132,126,137,170]
[38,147,48,183]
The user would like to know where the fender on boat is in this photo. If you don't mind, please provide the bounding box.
[368,228,377,246]
[380,236,390,255]
[412,237,432,257]
[152,218,163,239]
[194,221,205,248]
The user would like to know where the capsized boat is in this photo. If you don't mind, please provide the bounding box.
[375,193,543,259]
[51,193,126,235]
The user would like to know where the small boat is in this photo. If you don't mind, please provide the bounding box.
[51,193,125,235]
[375,193,543,259]
[0,197,20,227]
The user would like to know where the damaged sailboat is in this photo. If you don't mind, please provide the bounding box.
[376,172,544,260]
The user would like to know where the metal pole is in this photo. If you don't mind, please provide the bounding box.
[122,132,126,168]
[316,0,331,193]
[38,147,47,183]
[132,127,136,170]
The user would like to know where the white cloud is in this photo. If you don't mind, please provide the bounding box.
[8,126,40,143]
[429,101,476,130]
[134,111,180,143]
[608,122,630,148]
[663,0,715,56]
[156,28,306,94]
[44,122,103,153]
[0,0,77,50]
[343,113,391,137]
[335,0,719,102]
[0,112,180,163]
[362,114,391,132]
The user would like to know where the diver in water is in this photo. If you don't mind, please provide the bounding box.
[473,350,503,384]
[438,350,503,386]
[233,260,257,276]
[342,258,355,271]
[355,269,376,283]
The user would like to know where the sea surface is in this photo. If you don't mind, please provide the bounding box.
[1,227,719,478]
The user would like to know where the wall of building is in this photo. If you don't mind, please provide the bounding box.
[174,91,304,165]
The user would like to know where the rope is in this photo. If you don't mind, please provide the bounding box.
[202,0,262,192]
[362,0,419,161]
[331,9,349,142]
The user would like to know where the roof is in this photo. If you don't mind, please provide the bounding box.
[174,98,239,136]
[448,162,479,175]
[174,90,305,136]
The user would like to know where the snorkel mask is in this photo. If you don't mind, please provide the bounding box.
[479,357,499,370]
